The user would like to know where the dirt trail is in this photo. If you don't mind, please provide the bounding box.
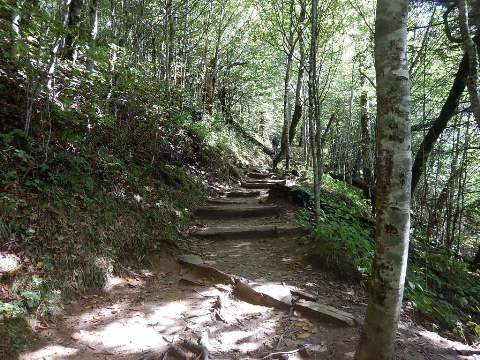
[21,171,480,359]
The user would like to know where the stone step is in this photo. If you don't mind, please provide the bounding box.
[192,224,305,240]
[207,198,258,205]
[241,181,286,189]
[194,205,282,219]
[225,190,262,198]
[243,179,286,185]
[247,172,275,179]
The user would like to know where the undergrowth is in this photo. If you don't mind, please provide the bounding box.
[0,53,267,355]
[297,171,480,342]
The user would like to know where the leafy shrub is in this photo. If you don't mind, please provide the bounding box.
[298,175,374,278]
[313,219,373,276]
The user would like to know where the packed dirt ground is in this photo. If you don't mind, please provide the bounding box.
[20,172,480,360]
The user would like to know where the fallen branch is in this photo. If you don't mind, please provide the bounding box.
[262,344,312,359]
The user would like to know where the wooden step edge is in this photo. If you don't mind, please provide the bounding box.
[225,190,262,198]
[193,206,283,219]
[191,225,306,240]
[176,255,358,327]
[293,300,359,327]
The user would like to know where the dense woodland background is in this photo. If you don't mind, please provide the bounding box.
[1,0,480,357]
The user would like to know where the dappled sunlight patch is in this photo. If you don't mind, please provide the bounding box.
[19,345,78,359]
[218,329,262,352]
[0,252,21,274]
[417,330,477,352]
[71,319,167,353]
[20,284,287,358]
[103,275,126,291]
[232,242,253,249]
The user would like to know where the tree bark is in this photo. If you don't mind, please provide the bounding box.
[359,75,373,201]
[273,1,306,169]
[63,0,85,61]
[458,0,480,129]
[89,0,98,47]
[355,1,411,359]
[46,0,72,93]
[472,244,480,270]
[289,35,305,145]
[308,0,320,222]
[11,0,21,58]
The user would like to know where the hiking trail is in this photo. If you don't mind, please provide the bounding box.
[20,170,480,360]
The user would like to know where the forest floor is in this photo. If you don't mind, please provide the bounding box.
[20,171,480,360]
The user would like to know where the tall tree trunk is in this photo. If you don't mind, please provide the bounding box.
[359,74,374,204]
[89,0,98,45]
[88,0,98,69]
[63,0,85,61]
[11,0,21,58]
[46,0,72,93]
[204,0,225,114]
[308,0,320,222]
[165,0,175,92]
[355,1,411,359]
[289,31,306,144]
[458,0,480,129]
[273,0,306,169]
[275,46,294,169]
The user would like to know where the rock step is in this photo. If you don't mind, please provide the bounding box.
[247,172,275,179]
[225,190,262,198]
[192,224,305,240]
[194,205,282,219]
[243,179,286,185]
[241,180,286,189]
[207,198,258,205]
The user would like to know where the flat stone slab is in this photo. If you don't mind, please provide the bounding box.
[234,280,292,310]
[247,172,275,179]
[192,224,306,240]
[177,254,204,265]
[293,299,358,327]
[291,289,318,302]
[225,190,262,198]
[241,181,286,189]
[243,179,286,185]
[194,205,282,219]
[207,198,257,205]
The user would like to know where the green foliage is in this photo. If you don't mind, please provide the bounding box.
[405,247,480,340]
[300,173,480,341]
[1,275,60,322]
[313,219,373,275]
[298,174,374,277]
[0,316,34,355]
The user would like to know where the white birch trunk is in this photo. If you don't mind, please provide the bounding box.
[355,0,412,359]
